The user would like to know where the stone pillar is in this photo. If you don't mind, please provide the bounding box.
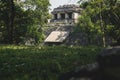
[57,13,61,19]
[65,13,68,19]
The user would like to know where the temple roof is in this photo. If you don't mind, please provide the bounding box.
[51,4,82,14]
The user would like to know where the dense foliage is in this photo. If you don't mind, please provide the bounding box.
[0,0,50,44]
[76,0,120,46]
[0,45,102,80]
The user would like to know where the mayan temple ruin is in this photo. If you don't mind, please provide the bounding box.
[44,4,82,45]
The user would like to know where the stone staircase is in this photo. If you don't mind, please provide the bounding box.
[43,23,74,37]
[43,23,74,45]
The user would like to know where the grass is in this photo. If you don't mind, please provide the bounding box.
[0,45,103,80]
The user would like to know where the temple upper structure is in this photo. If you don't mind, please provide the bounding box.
[50,4,82,25]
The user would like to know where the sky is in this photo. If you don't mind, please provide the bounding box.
[49,0,79,12]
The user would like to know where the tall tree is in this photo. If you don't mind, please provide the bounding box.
[22,0,50,44]
[0,0,15,44]
[0,0,50,44]
[9,0,15,44]
[76,0,120,46]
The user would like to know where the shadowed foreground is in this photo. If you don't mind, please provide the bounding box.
[59,46,120,80]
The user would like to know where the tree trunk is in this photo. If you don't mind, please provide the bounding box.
[9,0,15,44]
[99,1,106,47]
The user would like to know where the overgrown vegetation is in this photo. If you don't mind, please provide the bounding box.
[76,0,120,46]
[0,0,50,44]
[0,45,102,80]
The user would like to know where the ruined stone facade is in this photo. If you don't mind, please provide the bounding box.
[51,4,82,25]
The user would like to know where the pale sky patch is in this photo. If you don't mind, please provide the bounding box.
[49,0,79,12]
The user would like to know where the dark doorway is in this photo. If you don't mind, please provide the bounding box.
[54,14,57,19]
[60,13,65,19]
[68,13,72,19]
